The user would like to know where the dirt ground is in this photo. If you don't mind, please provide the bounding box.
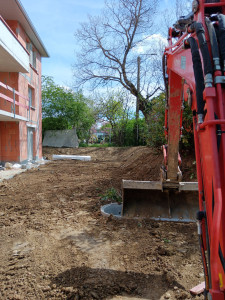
[0,146,204,300]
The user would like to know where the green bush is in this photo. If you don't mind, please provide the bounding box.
[42,76,95,141]
[146,93,166,147]
[100,188,122,203]
[108,118,148,146]
[145,93,194,151]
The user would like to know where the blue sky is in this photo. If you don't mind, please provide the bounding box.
[19,0,173,87]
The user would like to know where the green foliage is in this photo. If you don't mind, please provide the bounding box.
[42,117,68,131]
[110,118,148,146]
[95,91,194,149]
[143,92,194,150]
[96,89,151,146]
[79,143,112,148]
[100,188,122,203]
[190,172,196,180]
[42,76,95,140]
[97,91,125,128]
[180,101,194,150]
[146,93,166,147]
[105,93,166,147]
[163,238,171,244]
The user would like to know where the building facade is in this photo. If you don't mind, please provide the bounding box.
[0,0,48,164]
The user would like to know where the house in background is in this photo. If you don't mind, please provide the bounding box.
[90,122,110,143]
[0,0,49,164]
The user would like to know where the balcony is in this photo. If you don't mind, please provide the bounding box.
[0,81,29,122]
[0,16,29,73]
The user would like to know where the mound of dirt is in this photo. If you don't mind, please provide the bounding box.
[43,146,196,182]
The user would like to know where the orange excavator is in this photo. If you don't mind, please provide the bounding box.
[122,0,225,298]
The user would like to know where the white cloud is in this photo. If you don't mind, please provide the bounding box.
[134,34,168,54]
[20,0,106,86]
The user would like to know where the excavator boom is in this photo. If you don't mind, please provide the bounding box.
[122,1,225,298]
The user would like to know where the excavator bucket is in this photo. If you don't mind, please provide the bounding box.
[122,180,199,222]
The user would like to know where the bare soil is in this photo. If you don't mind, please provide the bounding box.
[0,146,203,300]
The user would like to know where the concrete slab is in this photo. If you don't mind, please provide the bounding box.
[43,129,79,148]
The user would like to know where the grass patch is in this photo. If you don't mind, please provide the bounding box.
[79,143,114,148]
[100,187,122,203]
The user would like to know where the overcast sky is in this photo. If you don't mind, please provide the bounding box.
[19,0,174,87]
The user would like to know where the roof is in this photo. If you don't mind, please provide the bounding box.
[0,0,49,57]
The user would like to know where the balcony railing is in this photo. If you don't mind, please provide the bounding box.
[0,80,30,122]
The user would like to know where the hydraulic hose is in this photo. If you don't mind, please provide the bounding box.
[205,17,221,71]
[190,22,213,82]
[205,0,219,2]
[162,53,168,104]
[218,14,225,71]
[188,37,205,116]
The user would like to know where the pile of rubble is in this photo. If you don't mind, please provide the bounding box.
[1,159,46,170]
[0,159,47,182]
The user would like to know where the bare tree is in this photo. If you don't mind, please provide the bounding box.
[161,0,193,34]
[74,0,161,120]
[175,0,192,18]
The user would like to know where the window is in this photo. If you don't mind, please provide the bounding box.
[28,86,35,108]
[26,42,37,69]
[32,51,36,69]
[26,42,30,52]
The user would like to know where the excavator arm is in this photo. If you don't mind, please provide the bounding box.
[122,0,225,298]
[163,1,225,298]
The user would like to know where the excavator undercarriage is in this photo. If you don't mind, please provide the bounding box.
[122,0,225,299]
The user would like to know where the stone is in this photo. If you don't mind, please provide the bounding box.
[62,286,74,293]
[42,286,51,292]
[90,291,99,299]
[166,273,175,284]
[5,162,13,169]
[164,292,171,299]
[12,294,23,300]
[12,164,22,170]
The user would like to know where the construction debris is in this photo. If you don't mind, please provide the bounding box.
[52,155,91,161]
[5,162,13,169]
[190,281,205,295]
[12,164,22,170]
[0,159,48,182]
